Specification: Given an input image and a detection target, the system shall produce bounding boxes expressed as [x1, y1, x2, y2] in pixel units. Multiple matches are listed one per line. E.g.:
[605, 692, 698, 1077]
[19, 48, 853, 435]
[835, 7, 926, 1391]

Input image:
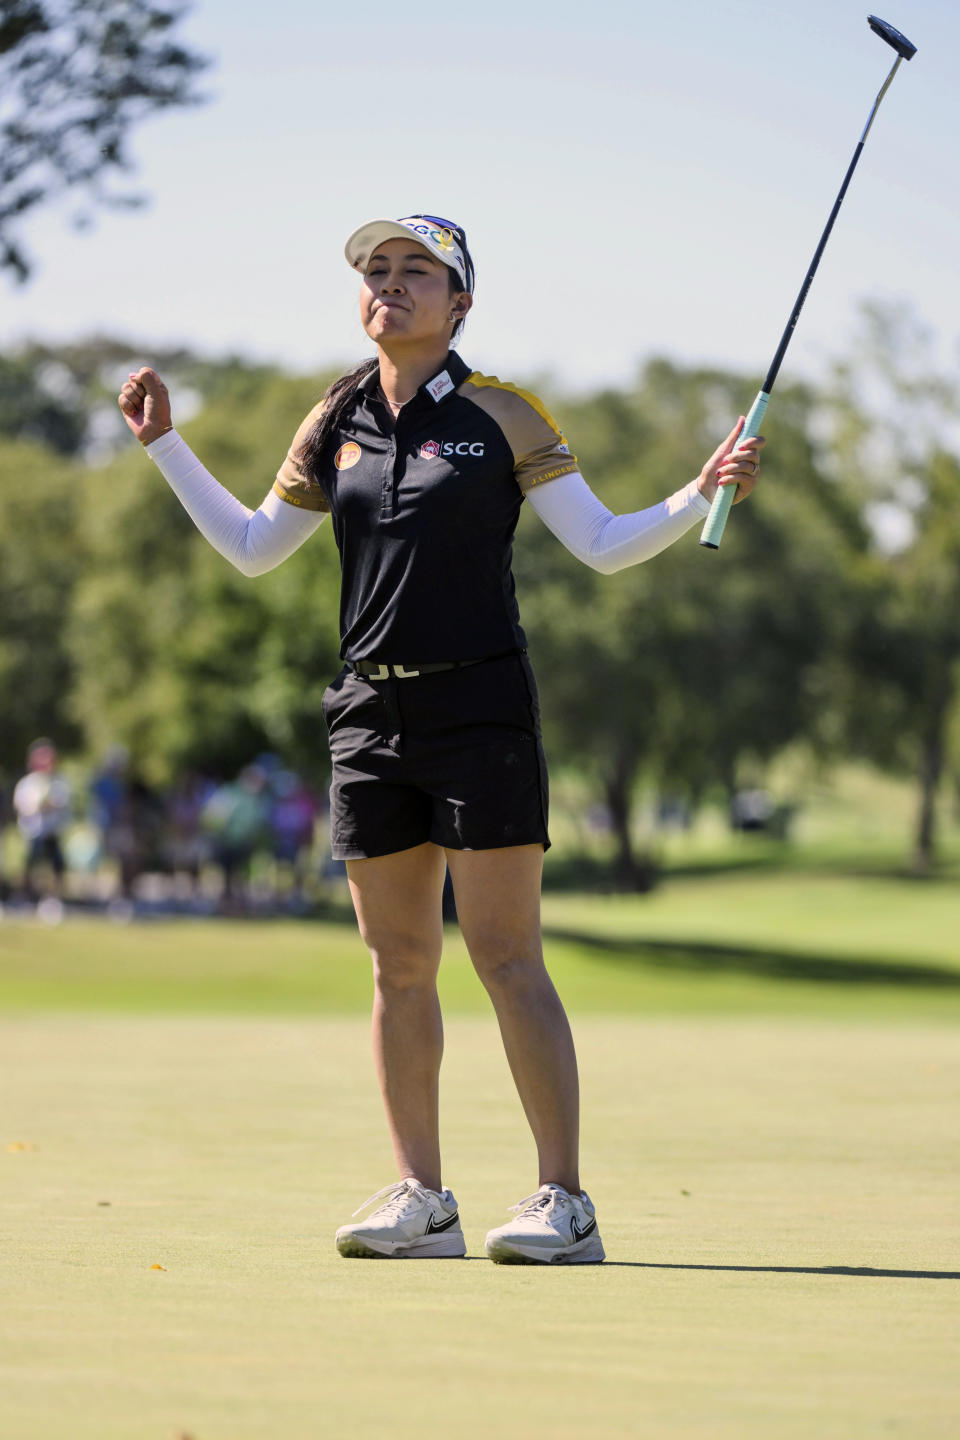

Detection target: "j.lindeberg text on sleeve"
[144, 429, 324, 577]
[525, 471, 711, 573]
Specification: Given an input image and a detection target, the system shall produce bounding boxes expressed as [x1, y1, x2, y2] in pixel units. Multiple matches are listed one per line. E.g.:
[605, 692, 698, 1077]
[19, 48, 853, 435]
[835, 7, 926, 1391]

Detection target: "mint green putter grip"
[699, 390, 770, 549]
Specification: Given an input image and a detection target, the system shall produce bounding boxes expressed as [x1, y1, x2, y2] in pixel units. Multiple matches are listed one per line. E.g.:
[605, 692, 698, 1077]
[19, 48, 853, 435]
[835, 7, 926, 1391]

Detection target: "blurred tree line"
[1, 0, 208, 281]
[1, 305, 957, 879]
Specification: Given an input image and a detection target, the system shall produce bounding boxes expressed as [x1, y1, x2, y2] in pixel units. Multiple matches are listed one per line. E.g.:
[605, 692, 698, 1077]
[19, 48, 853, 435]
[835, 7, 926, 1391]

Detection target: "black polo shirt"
[274, 351, 579, 664]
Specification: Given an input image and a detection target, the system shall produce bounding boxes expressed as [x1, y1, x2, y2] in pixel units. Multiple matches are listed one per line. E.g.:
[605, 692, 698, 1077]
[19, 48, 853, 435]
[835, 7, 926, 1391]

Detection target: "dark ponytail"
[297, 357, 378, 483]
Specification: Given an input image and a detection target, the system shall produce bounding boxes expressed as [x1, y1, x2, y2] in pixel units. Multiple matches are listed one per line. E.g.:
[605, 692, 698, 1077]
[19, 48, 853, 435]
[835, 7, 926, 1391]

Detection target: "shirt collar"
[360, 352, 470, 406]
[360, 365, 382, 398]
[419, 351, 470, 403]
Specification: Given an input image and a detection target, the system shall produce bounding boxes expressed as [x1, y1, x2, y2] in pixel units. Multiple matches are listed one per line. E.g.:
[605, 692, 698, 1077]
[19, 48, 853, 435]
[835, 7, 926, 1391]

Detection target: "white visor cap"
[345, 217, 471, 292]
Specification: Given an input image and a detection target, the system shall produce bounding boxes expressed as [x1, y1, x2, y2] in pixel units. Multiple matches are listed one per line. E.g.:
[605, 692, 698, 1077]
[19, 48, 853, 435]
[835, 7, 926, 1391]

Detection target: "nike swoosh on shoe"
[425, 1210, 461, 1234]
[570, 1215, 598, 1242]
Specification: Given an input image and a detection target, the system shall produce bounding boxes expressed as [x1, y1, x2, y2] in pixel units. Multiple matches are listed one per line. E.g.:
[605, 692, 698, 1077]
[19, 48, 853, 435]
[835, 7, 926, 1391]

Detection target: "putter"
[700, 14, 918, 550]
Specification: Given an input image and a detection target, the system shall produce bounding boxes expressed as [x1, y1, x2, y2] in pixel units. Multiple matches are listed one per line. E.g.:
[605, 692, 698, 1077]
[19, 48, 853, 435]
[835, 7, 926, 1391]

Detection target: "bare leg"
[347, 843, 447, 1192]
[445, 845, 580, 1194]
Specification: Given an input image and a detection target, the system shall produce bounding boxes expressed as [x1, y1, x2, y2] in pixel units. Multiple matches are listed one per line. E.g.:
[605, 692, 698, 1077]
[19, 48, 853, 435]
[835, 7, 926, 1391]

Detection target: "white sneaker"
[485, 1183, 605, 1265]
[335, 1178, 466, 1259]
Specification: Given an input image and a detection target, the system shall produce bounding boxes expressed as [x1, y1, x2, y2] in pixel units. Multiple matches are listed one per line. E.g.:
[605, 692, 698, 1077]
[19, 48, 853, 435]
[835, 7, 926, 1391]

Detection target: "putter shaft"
[699, 20, 916, 550]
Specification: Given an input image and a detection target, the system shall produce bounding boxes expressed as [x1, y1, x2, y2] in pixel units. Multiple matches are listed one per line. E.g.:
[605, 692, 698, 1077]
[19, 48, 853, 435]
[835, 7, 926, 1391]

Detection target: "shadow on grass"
[542, 928, 960, 989]
[467, 1257, 959, 1278]
[543, 849, 960, 890]
[605, 1262, 960, 1280]
[665, 857, 960, 885]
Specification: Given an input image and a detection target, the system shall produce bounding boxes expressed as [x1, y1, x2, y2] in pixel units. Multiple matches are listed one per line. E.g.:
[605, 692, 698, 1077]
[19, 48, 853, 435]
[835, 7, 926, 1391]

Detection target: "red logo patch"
[335, 442, 361, 470]
[420, 440, 441, 459]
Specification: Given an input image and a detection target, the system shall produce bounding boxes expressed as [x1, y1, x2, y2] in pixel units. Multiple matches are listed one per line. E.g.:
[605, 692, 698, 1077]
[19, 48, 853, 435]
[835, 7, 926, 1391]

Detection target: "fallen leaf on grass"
[6, 1141, 37, 1153]
[150, 1263, 167, 1271]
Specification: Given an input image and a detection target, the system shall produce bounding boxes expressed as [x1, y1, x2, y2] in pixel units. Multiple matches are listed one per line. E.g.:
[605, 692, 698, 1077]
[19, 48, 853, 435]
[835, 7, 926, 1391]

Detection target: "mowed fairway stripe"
[1, 1016, 958, 1439]
[2, 911, 960, 1019]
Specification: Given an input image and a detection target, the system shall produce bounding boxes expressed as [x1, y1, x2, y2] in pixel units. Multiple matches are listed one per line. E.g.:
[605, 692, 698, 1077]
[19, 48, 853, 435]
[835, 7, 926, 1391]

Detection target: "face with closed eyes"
[360, 238, 471, 348]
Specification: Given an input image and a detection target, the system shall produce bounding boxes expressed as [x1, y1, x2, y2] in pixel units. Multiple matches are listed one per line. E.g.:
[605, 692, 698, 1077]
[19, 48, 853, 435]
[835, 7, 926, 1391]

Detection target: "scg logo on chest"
[420, 440, 485, 459]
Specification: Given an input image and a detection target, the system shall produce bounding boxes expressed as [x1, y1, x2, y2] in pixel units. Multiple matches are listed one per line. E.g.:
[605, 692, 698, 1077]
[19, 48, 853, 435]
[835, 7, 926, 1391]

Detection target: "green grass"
[542, 870, 960, 977]
[3, 1014, 958, 1439]
[4, 827, 960, 1437]
[3, 863, 960, 1020]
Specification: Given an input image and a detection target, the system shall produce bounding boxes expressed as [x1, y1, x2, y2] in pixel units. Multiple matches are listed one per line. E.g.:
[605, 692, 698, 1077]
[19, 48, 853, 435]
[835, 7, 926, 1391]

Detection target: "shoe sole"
[485, 1233, 606, 1265]
[336, 1230, 467, 1260]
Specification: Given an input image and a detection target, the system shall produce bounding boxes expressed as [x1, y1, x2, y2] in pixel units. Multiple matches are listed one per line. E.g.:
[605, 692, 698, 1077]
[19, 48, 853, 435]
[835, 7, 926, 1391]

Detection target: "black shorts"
[322, 653, 550, 861]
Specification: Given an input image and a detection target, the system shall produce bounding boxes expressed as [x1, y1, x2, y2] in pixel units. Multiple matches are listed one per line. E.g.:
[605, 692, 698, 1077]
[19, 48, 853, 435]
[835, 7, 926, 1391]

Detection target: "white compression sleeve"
[144, 430, 324, 577]
[525, 470, 711, 574]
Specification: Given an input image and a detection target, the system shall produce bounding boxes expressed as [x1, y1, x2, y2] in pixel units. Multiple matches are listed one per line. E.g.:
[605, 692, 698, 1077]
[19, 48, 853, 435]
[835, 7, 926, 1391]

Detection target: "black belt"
[350, 652, 517, 681]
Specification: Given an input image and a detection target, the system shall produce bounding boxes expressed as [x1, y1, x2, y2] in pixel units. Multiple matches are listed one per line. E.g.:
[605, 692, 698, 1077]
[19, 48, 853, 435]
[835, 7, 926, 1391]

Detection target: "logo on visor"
[407, 222, 454, 252]
[335, 442, 361, 470]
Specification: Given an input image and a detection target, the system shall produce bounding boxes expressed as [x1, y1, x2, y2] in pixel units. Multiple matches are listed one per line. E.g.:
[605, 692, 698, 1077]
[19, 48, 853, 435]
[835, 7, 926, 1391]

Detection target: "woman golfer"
[118, 214, 762, 1264]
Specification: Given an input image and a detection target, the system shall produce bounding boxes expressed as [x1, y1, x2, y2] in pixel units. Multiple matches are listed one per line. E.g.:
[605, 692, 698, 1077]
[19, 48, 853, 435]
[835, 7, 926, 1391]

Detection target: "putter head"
[867, 15, 917, 60]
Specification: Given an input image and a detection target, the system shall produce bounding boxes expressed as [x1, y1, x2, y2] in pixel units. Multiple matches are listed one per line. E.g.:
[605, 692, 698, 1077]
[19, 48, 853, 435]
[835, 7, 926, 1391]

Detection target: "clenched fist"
[118, 367, 173, 446]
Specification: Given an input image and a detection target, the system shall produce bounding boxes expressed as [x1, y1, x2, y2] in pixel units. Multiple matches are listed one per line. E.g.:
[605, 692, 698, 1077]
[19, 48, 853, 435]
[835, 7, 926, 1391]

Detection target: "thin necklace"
[378, 386, 404, 417]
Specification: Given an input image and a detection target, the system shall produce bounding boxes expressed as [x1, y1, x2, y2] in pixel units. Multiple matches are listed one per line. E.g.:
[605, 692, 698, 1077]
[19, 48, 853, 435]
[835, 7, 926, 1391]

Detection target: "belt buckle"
[394, 664, 421, 679]
[366, 663, 390, 681]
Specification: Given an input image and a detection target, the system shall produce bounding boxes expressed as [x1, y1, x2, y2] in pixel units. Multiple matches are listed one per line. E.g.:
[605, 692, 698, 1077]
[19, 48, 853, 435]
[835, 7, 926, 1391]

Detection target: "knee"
[364, 929, 440, 992]
[471, 944, 548, 999]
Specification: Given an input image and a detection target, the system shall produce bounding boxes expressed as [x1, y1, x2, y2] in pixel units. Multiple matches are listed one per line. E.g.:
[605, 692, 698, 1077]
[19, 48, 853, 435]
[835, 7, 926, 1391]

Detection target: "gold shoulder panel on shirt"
[463, 372, 566, 439]
[461, 372, 579, 493]
[274, 399, 331, 511]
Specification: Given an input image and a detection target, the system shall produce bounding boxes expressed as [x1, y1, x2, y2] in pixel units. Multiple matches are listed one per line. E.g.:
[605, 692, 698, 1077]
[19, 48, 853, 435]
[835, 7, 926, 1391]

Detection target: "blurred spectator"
[164, 770, 216, 889]
[13, 739, 72, 900]
[202, 765, 271, 909]
[122, 776, 166, 894]
[90, 747, 164, 897]
[89, 746, 129, 838]
[270, 769, 319, 901]
[2, 747, 333, 914]
[729, 787, 794, 839]
[730, 788, 775, 832]
[657, 795, 692, 830]
[90, 746, 132, 891]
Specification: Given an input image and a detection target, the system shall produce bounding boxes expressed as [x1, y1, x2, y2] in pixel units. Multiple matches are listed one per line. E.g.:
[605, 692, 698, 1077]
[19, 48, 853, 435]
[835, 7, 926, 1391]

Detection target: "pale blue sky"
[2, 0, 955, 390]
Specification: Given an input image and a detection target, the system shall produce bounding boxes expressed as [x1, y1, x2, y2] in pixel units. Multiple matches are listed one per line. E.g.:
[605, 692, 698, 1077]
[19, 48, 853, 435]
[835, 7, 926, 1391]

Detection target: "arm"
[119, 367, 323, 577]
[527, 471, 710, 574]
[526, 420, 764, 573]
[145, 431, 323, 577]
